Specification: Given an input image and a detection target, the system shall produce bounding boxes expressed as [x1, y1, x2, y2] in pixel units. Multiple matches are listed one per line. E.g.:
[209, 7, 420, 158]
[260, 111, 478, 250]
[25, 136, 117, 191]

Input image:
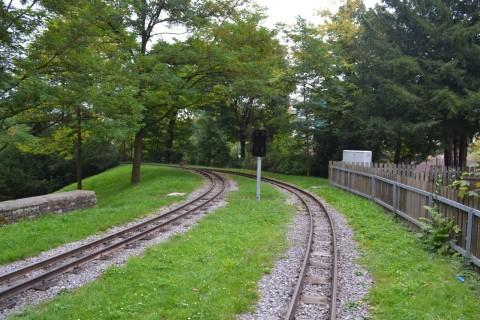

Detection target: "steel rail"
[283, 185, 315, 320]
[0, 168, 218, 283]
[203, 169, 338, 320]
[0, 169, 226, 307]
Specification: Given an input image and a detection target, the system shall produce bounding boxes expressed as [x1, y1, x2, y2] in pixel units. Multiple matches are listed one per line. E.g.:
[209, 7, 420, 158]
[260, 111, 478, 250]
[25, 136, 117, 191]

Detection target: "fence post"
[466, 209, 473, 262]
[371, 175, 376, 202]
[347, 169, 351, 192]
[392, 183, 397, 215]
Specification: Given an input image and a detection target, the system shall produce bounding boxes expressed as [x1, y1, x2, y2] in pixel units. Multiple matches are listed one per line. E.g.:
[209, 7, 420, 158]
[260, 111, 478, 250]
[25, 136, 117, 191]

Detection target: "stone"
[0, 190, 97, 226]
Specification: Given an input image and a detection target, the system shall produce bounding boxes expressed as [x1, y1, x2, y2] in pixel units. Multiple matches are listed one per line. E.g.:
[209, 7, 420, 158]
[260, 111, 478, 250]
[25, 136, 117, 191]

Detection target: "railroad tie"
[124, 243, 139, 250]
[42, 262, 61, 271]
[72, 266, 87, 274]
[140, 234, 157, 241]
[311, 251, 332, 258]
[306, 275, 331, 285]
[316, 240, 332, 246]
[301, 294, 330, 306]
[32, 279, 58, 291]
[99, 254, 113, 261]
[309, 261, 331, 269]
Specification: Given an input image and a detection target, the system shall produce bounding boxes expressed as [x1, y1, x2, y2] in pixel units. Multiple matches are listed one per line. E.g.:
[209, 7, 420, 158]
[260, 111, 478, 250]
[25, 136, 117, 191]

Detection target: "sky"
[255, 0, 380, 27]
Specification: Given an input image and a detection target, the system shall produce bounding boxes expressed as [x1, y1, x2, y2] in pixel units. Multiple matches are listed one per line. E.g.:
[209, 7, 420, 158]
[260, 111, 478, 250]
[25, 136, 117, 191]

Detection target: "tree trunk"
[459, 134, 468, 167]
[131, 128, 144, 183]
[164, 114, 176, 164]
[305, 132, 311, 177]
[240, 134, 246, 160]
[76, 106, 82, 190]
[394, 140, 401, 164]
[444, 135, 453, 167]
[453, 136, 459, 167]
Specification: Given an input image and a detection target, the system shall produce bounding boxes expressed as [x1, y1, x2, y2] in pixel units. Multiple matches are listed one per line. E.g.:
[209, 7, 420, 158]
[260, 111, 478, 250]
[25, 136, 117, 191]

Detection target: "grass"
[0, 165, 202, 264]
[4, 167, 480, 319]
[13, 175, 293, 319]
[262, 171, 480, 320]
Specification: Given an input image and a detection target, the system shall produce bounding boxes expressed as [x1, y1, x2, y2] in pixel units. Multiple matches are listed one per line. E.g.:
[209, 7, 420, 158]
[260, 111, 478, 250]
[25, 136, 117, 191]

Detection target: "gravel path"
[1, 177, 372, 319]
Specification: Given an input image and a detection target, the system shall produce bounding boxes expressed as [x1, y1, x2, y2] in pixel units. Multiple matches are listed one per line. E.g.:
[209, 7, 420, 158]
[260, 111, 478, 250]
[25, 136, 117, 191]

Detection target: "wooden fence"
[329, 161, 480, 267]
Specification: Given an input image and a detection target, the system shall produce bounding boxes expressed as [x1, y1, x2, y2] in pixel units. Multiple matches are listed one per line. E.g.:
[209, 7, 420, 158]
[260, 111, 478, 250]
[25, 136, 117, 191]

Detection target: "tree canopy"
[2, 0, 480, 200]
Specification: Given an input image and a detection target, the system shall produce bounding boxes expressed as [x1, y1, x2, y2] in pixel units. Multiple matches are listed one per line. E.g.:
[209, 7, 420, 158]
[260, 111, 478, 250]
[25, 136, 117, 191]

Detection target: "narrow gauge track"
[204, 168, 338, 320]
[0, 168, 226, 310]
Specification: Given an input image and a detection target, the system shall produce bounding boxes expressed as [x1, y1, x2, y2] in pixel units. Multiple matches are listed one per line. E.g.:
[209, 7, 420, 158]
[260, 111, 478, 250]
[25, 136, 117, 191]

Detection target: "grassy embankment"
[0, 165, 202, 264]
[4, 166, 480, 319]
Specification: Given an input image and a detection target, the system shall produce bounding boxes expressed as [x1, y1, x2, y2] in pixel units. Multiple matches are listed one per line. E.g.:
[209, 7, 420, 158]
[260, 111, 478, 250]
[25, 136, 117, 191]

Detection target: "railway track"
[0, 168, 227, 310]
[205, 169, 338, 320]
[1, 166, 339, 319]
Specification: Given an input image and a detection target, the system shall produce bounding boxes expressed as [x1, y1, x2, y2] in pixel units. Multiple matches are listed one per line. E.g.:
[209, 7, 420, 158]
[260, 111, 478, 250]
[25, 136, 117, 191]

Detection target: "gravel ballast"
[1, 176, 372, 319]
[238, 189, 372, 319]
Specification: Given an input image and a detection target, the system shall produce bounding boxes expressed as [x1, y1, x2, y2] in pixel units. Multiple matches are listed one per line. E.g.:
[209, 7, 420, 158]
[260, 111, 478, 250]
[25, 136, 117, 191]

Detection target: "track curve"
[0, 168, 226, 310]
[203, 169, 339, 320]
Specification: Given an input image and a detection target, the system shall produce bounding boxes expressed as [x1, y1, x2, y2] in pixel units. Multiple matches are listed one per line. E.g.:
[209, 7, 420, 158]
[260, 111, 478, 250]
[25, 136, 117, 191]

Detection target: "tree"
[1, 0, 49, 152]
[188, 113, 232, 166]
[280, 1, 365, 176]
[3, 0, 142, 189]
[281, 17, 333, 176]
[136, 36, 226, 166]
[354, 0, 480, 165]
[202, 13, 290, 161]
[117, 0, 256, 183]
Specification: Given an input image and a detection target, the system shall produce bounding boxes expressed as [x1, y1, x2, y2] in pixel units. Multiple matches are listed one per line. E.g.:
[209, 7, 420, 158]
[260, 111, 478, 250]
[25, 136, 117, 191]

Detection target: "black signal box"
[252, 129, 267, 157]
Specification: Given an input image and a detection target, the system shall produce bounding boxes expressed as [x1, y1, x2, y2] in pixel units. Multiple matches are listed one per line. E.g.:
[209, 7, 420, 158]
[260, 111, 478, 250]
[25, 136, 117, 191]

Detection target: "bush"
[0, 140, 120, 200]
[421, 206, 461, 254]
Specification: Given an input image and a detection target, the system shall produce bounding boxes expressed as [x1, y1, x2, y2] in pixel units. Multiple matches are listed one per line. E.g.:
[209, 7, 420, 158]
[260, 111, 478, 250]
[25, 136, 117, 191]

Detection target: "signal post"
[252, 129, 267, 201]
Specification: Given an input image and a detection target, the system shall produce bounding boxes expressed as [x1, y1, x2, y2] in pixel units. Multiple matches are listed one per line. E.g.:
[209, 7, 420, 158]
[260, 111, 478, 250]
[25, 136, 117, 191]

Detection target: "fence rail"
[329, 161, 480, 267]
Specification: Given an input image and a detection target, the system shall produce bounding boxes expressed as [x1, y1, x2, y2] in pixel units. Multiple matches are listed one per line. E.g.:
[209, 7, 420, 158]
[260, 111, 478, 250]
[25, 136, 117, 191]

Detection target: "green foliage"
[199, 14, 291, 160]
[0, 146, 75, 201]
[280, 17, 331, 176]
[188, 113, 232, 167]
[0, 139, 120, 201]
[1, 0, 144, 189]
[421, 206, 462, 254]
[450, 170, 480, 198]
[265, 129, 308, 175]
[352, 0, 480, 164]
[1, 1, 47, 97]
[450, 140, 480, 197]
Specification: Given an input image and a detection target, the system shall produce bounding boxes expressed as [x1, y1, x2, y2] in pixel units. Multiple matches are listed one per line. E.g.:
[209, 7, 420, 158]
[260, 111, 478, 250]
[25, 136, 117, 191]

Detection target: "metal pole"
[256, 157, 261, 201]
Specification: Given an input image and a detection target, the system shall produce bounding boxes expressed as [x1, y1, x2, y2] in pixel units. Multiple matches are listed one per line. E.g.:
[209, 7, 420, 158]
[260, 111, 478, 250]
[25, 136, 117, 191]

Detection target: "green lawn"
[4, 167, 480, 319]
[12, 174, 293, 319]
[0, 165, 202, 264]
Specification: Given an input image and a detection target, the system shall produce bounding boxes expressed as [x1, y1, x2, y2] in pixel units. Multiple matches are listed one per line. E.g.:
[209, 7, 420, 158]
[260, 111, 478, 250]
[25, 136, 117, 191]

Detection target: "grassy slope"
[0, 165, 202, 264]
[14, 175, 292, 319]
